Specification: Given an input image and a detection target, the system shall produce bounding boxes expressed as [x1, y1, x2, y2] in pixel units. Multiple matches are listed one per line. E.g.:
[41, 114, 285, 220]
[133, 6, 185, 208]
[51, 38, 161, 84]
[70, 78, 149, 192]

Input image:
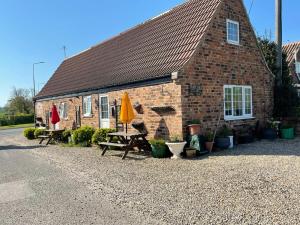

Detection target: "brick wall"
[178, 0, 274, 134]
[36, 82, 183, 139]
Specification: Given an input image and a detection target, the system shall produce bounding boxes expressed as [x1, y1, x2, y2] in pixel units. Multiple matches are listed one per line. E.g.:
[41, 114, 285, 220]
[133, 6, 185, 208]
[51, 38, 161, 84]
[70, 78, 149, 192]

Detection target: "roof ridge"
[64, 0, 193, 62]
[283, 41, 300, 46]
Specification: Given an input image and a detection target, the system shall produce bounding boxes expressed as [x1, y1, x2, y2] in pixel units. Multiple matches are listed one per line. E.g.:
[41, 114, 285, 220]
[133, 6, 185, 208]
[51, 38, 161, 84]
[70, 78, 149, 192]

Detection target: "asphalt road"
[0, 129, 141, 225]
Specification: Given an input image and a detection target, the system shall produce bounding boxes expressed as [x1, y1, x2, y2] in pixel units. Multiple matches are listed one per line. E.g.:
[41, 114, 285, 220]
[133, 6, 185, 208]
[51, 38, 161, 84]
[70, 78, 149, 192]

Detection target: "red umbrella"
[51, 104, 60, 129]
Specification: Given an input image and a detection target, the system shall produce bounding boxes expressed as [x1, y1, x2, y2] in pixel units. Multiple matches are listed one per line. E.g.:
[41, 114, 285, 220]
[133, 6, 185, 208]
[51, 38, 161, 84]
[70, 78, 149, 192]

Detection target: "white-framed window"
[224, 85, 253, 120]
[83, 96, 92, 116]
[59, 103, 68, 119]
[226, 19, 240, 45]
[296, 62, 300, 74]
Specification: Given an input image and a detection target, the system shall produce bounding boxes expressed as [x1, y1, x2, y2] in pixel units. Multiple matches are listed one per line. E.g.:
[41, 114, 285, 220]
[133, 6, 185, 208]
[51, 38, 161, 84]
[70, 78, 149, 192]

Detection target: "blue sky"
[0, 0, 299, 107]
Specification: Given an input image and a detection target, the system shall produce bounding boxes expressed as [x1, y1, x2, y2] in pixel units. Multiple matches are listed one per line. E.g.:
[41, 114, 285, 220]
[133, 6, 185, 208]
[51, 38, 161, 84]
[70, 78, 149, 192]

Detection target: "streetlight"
[33, 62, 45, 96]
[32, 61, 45, 128]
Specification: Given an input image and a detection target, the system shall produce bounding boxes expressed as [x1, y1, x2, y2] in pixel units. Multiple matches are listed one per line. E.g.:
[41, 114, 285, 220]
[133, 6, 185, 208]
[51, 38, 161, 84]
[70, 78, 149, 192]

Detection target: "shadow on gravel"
[0, 145, 46, 151]
[211, 139, 300, 157]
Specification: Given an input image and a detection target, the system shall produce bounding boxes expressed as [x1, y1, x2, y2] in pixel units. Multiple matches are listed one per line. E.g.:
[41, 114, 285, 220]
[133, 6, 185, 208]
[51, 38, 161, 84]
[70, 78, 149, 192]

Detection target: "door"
[99, 95, 110, 128]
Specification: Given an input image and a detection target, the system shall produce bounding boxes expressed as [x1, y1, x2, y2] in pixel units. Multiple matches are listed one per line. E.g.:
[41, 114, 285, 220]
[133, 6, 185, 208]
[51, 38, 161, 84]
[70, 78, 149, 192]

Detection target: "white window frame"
[226, 19, 240, 45]
[224, 85, 253, 121]
[83, 96, 92, 117]
[59, 102, 68, 119]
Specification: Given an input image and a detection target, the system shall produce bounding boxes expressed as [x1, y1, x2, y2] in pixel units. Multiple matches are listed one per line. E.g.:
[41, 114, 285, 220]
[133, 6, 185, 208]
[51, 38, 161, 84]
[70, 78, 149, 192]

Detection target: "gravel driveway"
[1, 129, 300, 224]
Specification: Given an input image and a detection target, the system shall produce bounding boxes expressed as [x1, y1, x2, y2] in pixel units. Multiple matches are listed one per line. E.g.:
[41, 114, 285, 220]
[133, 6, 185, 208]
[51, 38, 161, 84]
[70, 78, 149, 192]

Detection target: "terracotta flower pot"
[188, 124, 201, 135]
[205, 141, 214, 152]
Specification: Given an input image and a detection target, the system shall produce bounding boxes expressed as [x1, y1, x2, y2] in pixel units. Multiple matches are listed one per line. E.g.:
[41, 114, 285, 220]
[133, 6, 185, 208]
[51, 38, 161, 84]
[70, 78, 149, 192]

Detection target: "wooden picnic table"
[99, 132, 151, 159]
[38, 129, 65, 145]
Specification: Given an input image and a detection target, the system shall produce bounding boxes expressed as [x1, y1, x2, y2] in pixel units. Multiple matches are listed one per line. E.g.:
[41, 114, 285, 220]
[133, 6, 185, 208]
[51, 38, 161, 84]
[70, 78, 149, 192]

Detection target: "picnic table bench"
[99, 132, 151, 160]
[38, 129, 65, 145]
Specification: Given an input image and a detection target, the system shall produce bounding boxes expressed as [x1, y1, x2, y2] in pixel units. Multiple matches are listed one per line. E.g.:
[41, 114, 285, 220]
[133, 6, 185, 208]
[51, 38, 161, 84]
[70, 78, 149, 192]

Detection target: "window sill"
[227, 41, 241, 46]
[83, 114, 93, 118]
[224, 116, 255, 121]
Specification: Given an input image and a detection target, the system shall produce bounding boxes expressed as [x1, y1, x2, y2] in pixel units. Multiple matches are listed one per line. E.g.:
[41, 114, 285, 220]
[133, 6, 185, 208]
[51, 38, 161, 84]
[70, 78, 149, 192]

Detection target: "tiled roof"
[283, 41, 300, 65]
[36, 0, 222, 99]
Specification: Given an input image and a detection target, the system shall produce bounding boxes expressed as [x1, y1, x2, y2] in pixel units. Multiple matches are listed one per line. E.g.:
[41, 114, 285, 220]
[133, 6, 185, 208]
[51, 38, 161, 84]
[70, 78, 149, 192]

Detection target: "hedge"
[92, 128, 116, 145]
[0, 114, 34, 126]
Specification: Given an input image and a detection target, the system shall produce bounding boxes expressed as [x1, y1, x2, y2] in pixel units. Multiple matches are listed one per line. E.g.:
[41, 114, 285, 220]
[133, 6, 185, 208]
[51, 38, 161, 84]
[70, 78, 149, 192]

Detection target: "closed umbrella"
[119, 92, 135, 133]
[51, 104, 60, 130]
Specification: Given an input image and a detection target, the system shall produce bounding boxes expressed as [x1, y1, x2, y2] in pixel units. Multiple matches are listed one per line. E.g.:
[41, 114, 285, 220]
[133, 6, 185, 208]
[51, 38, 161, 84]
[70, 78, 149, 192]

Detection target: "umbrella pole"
[126, 123, 128, 133]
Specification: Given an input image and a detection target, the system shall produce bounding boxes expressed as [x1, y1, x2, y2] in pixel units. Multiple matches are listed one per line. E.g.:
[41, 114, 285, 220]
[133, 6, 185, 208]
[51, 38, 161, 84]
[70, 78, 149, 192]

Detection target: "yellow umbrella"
[119, 92, 135, 132]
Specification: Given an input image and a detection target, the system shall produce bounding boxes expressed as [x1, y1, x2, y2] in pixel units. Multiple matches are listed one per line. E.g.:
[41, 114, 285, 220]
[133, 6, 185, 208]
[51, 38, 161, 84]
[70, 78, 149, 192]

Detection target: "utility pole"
[275, 0, 282, 85]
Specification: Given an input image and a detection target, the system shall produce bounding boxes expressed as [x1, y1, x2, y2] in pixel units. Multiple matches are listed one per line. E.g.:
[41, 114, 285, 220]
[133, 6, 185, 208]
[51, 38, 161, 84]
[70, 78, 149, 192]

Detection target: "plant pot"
[263, 128, 277, 140]
[205, 141, 214, 152]
[166, 142, 187, 159]
[215, 137, 230, 149]
[281, 128, 294, 139]
[185, 148, 197, 158]
[188, 124, 201, 135]
[151, 144, 168, 158]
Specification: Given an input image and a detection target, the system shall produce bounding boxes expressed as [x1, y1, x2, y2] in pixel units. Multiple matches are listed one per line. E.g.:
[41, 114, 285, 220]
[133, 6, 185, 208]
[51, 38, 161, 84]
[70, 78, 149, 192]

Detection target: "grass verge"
[0, 123, 34, 130]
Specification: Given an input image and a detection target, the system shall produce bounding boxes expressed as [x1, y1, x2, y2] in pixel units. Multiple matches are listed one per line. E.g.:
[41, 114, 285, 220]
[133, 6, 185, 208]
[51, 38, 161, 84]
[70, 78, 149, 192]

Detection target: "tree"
[5, 87, 34, 115]
[258, 37, 299, 118]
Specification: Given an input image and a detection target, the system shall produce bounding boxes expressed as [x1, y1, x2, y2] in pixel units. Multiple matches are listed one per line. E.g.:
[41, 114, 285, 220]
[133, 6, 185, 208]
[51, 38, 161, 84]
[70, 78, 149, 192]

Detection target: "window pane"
[233, 87, 243, 116]
[245, 88, 252, 115]
[227, 21, 239, 43]
[296, 62, 300, 73]
[224, 88, 232, 116]
[101, 97, 109, 119]
[64, 103, 68, 118]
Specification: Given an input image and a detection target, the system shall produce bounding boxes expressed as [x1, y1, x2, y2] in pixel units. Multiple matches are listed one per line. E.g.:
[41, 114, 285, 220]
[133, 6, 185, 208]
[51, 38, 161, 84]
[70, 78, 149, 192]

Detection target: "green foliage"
[92, 128, 116, 145]
[217, 125, 233, 138]
[72, 126, 95, 146]
[34, 128, 45, 138]
[149, 139, 166, 147]
[23, 128, 36, 140]
[61, 130, 73, 143]
[258, 37, 300, 117]
[205, 131, 214, 142]
[188, 119, 201, 125]
[5, 87, 33, 115]
[0, 114, 34, 126]
[168, 135, 184, 143]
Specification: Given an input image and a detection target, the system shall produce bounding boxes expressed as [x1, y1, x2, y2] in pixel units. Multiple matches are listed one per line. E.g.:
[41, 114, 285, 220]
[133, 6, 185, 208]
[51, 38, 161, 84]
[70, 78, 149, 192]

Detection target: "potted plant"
[166, 135, 187, 159]
[280, 124, 295, 139]
[187, 119, 201, 135]
[149, 139, 168, 158]
[185, 147, 197, 158]
[215, 125, 232, 149]
[263, 119, 278, 140]
[204, 131, 214, 152]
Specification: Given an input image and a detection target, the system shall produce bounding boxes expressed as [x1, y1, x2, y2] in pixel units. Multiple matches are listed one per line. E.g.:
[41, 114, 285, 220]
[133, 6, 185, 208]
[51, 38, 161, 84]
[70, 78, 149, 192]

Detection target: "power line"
[248, 0, 255, 15]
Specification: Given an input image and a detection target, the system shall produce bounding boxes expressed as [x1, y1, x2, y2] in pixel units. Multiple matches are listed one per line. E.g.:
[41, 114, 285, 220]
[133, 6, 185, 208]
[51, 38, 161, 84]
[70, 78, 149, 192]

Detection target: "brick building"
[283, 42, 300, 96]
[35, 0, 274, 139]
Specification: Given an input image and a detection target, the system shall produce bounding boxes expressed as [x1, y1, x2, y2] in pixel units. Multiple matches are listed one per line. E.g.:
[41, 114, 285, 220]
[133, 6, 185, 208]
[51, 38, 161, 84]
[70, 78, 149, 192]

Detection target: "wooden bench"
[99, 142, 128, 160]
[38, 135, 51, 144]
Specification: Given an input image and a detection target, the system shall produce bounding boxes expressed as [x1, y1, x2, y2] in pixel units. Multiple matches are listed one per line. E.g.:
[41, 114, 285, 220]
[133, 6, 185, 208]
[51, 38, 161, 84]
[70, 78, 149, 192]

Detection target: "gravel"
[5, 131, 300, 224]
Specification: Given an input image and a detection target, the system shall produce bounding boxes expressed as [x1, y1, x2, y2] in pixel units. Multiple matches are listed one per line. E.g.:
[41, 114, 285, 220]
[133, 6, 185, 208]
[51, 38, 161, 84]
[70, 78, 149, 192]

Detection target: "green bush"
[149, 139, 166, 148]
[61, 130, 73, 143]
[34, 128, 45, 138]
[0, 114, 34, 126]
[24, 128, 36, 140]
[72, 126, 95, 146]
[92, 128, 116, 145]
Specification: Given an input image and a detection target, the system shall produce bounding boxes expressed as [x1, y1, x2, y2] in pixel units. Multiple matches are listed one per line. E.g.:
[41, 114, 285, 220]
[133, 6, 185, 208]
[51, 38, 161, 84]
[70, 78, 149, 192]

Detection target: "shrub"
[92, 128, 116, 145]
[149, 139, 166, 148]
[34, 128, 45, 138]
[61, 130, 73, 143]
[0, 114, 34, 126]
[72, 126, 95, 146]
[24, 128, 36, 140]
